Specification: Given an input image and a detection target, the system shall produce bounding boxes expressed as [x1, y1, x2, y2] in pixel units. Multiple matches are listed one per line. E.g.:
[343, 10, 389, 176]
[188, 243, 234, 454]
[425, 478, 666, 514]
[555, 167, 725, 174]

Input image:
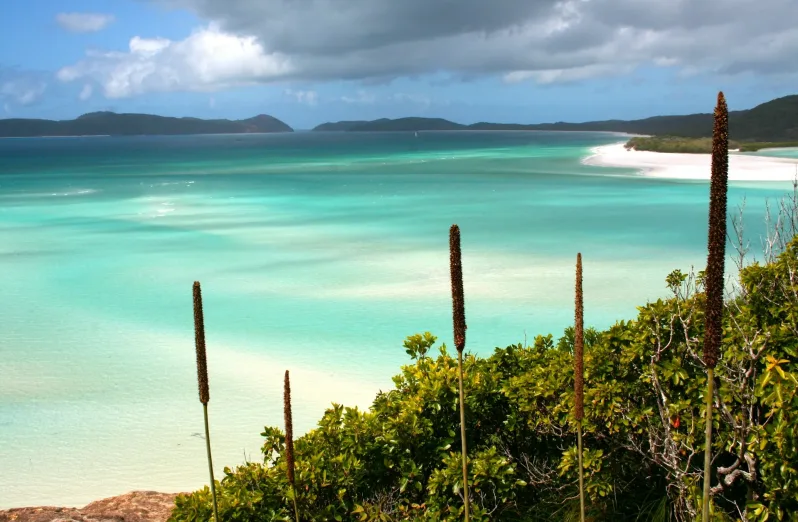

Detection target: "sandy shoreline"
[584, 142, 798, 181]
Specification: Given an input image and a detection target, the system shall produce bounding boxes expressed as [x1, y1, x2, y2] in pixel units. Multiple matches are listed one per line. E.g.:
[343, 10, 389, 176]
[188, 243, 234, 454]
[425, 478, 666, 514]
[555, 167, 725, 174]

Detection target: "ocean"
[749, 147, 798, 159]
[0, 130, 794, 507]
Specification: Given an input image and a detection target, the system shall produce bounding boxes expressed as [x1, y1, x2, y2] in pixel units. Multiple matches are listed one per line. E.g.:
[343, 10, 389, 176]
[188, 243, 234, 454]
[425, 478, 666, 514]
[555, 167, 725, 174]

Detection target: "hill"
[313, 117, 466, 132]
[0, 112, 293, 137]
[312, 120, 370, 131]
[351, 117, 466, 132]
[311, 95, 798, 141]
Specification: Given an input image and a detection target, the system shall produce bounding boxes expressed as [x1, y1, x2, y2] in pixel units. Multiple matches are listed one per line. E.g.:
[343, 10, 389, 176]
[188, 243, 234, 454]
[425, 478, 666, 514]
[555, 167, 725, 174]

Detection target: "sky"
[0, 0, 796, 129]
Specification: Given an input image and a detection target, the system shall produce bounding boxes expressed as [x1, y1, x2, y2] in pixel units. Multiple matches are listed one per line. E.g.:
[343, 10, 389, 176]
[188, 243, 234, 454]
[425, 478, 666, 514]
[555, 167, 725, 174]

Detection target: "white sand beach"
[584, 142, 798, 181]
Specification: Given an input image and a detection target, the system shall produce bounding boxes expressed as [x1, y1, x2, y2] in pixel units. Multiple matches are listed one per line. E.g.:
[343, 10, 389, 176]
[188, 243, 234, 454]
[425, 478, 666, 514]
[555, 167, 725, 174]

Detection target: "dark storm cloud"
[59, 0, 798, 96]
[162, 0, 798, 79]
[167, 0, 560, 55]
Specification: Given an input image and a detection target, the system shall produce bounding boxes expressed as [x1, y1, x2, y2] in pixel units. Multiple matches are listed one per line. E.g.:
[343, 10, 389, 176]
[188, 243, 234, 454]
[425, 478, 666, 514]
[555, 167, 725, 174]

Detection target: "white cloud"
[57, 0, 798, 96]
[284, 89, 318, 105]
[56, 25, 294, 98]
[0, 79, 46, 106]
[503, 64, 635, 85]
[340, 90, 376, 104]
[79, 84, 93, 101]
[129, 36, 171, 56]
[392, 93, 431, 107]
[209, 96, 216, 108]
[56, 13, 115, 33]
[334, 91, 436, 107]
[502, 71, 537, 84]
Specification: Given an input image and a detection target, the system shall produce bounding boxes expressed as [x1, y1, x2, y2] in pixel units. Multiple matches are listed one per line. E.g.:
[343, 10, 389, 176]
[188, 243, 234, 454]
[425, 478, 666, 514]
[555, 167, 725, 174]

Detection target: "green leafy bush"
[170, 239, 798, 522]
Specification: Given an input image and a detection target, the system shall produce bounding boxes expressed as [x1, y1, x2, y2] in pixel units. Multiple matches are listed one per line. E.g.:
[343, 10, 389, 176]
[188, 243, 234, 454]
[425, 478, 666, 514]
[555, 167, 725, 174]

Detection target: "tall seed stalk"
[449, 224, 470, 522]
[574, 253, 586, 522]
[702, 91, 729, 522]
[284, 370, 300, 522]
[192, 281, 220, 522]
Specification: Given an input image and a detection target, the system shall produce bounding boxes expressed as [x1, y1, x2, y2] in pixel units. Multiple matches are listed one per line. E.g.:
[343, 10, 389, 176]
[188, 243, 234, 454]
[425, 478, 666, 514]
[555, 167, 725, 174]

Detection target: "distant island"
[314, 94, 798, 153]
[4, 95, 797, 151]
[0, 112, 293, 138]
[315, 117, 465, 132]
[312, 120, 372, 132]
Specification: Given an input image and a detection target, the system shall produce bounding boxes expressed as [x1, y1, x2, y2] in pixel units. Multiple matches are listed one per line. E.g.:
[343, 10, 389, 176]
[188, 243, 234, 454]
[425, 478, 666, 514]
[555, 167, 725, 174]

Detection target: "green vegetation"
[0, 112, 293, 137]
[165, 93, 798, 521]
[313, 120, 372, 132]
[741, 142, 798, 152]
[624, 137, 719, 154]
[312, 94, 798, 142]
[449, 224, 471, 521]
[624, 136, 798, 154]
[333, 117, 466, 132]
[192, 282, 220, 522]
[573, 253, 586, 522]
[170, 238, 798, 521]
[5, 94, 796, 142]
[284, 371, 300, 522]
[701, 92, 729, 522]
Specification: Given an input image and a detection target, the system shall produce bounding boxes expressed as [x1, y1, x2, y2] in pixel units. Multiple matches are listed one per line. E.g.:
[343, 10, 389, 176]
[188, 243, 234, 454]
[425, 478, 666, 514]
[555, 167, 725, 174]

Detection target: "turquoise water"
[749, 147, 798, 159]
[1, 131, 796, 508]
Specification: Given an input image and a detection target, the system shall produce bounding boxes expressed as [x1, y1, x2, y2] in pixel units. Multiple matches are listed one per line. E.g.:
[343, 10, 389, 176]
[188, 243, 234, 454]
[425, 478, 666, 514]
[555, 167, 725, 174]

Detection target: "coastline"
[5, 131, 798, 515]
[584, 142, 798, 181]
[0, 491, 180, 522]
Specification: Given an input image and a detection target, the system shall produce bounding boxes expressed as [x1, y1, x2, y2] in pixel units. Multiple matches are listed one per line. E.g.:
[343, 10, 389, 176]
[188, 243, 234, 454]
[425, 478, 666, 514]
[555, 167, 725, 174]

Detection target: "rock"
[0, 491, 183, 522]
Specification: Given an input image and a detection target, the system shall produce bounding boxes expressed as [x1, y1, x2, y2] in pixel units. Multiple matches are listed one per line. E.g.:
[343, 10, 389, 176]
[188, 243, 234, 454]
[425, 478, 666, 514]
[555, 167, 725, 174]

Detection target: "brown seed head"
[703, 92, 729, 369]
[192, 281, 210, 404]
[449, 224, 467, 352]
[574, 253, 585, 421]
[284, 370, 296, 485]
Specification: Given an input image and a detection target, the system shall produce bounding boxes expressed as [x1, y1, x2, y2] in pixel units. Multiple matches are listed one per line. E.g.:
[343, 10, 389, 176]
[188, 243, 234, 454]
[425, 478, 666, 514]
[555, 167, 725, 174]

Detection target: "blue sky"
[1, 0, 796, 129]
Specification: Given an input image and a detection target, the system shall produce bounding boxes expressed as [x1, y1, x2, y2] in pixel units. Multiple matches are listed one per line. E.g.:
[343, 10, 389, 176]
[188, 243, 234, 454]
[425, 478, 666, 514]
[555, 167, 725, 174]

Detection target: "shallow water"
[0, 131, 794, 507]
[748, 147, 798, 159]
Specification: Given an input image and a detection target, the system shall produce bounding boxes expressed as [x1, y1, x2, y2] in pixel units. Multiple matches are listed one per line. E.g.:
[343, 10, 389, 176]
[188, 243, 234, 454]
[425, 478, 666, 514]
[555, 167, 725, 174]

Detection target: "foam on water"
[0, 131, 794, 507]
[0, 188, 100, 199]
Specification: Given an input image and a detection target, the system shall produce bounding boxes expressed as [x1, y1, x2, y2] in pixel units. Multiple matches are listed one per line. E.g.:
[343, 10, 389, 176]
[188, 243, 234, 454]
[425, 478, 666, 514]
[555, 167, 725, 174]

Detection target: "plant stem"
[292, 484, 299, 522]
[457, 349, 470, 522]
[702, 368, 714, 522]
[203, 402, 220, 522]
[574, 253, 585, 522]
[577, 421, 585, 522]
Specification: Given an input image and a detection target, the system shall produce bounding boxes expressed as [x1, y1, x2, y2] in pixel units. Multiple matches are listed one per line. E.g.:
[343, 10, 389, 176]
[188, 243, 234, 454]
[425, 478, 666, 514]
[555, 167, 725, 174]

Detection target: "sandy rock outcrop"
[0, 491, 183, 522]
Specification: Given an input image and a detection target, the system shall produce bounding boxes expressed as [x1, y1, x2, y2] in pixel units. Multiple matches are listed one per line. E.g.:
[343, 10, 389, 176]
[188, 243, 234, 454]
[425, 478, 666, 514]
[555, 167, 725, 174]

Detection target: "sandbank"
[584, 142, 798, 181]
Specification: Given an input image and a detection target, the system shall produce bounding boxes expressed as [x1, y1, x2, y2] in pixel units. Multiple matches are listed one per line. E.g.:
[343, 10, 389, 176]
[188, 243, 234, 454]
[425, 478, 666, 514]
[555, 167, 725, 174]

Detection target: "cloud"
[165, 0, 798, 78]
[61, 0, 798, 96]
[391, 92, 432, 107]
[0, 76, 47, 106]
[79, 84, 93, 101]
[503, 63, 636, 85]
[284, 89, 318, 105]
[56, 12, 115, 33]
[340, 90, 375, 105]
[334, 91, 437, 107]
[57, 25, 293, 97]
